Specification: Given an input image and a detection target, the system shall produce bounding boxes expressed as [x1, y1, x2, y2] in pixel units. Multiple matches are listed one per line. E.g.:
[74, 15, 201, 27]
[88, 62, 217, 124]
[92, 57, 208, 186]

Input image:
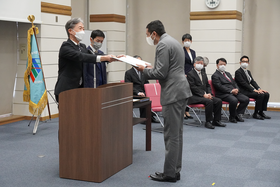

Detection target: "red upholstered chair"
[120, 80, 125, 83]
[208, 80, 229, 120]
[186, 104, 205, 126]
[144, 83, 164, 127]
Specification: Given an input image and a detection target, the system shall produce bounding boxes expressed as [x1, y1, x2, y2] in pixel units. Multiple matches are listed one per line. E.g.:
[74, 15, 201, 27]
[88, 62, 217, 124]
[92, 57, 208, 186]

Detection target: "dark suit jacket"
[83, 46, 107, 88]
[235, 67, 260, 94]
[211, 70, 239, 99]
[54, 39, 97, 97]
[183, 47, 196, 75]
[125, 67, 149, 95]
[187, 69, 212, 98]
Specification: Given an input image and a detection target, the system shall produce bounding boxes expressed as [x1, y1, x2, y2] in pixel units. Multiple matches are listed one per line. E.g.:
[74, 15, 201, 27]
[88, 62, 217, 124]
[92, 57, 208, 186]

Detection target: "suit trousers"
[242, 92, 269, 113]
[188, 96, 222, 122]
[162, 98, 188, 178]
[221, 93, 249, 118]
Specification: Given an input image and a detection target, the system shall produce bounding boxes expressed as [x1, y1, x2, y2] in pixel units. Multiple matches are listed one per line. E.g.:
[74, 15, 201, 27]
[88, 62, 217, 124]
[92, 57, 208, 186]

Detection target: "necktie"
[78, 44, 81, 51]
[244, 70, 252, 82]
[138, 71, 142, 80]
[198, 72, 203, 84]
[223, 72, 231, 82]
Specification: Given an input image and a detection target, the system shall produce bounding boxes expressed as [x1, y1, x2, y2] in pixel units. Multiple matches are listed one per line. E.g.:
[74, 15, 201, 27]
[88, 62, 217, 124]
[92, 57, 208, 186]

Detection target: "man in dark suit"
[136, 20, 192, 182]
[84, 30, 108, 88]
[54, 18, 116, 102]
[235, 56, 270, 119]
[124, 55, 159, 123]
[187, 56, 226, 129]
[212, 58, 249, 123]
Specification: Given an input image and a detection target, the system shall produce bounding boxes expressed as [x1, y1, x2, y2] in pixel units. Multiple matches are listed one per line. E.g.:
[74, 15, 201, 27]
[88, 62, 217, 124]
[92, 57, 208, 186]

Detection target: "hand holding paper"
[112, 55, 151, 67]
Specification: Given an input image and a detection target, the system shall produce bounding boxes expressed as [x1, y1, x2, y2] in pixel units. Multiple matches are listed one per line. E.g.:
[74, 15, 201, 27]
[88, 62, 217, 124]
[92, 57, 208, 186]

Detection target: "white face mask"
[72, 30, 85, 41]
[184, 41, 191, 48]
[219, 65, 226, 72]
[146, 33, 155, 46]
[195, 63, 204, 71]
[241, 63, 248, 69]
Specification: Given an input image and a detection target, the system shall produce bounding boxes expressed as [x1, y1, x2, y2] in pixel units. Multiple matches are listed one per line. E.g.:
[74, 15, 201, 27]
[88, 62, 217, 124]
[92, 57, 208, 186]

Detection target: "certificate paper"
[112, 55, 151, 67]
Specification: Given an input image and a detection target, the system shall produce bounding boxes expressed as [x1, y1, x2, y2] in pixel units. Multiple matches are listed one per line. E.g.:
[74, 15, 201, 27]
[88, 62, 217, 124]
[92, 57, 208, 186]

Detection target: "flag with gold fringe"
[23, 26, 48, 115]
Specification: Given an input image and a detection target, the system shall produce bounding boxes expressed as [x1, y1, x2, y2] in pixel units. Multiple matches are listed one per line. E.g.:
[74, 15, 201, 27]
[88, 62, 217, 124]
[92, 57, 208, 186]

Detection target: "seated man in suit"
[212, 58, 249, 123]
[235, 56, 271, 119]
[187, 56, 226, 129]
[124, 55, 159, 123]
[84, 29, 108, 88]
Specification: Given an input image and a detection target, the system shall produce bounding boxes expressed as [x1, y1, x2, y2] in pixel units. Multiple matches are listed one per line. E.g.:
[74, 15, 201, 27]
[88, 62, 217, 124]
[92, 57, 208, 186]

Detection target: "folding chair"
[186, 104, 205, 126]
[144, 83, 164, 127]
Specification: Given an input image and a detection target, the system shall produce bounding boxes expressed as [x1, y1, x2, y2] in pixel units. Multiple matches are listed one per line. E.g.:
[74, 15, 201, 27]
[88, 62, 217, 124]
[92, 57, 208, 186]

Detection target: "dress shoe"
[235, 114, 244, 122]
[258, 112, 271, 119]
[205, 122, 215, 129]
[229, 117, 237, 123]
[184, 116, 188, 120]
[186, 115, 193, 119]
[212, 121, 226, 127]
[252, 113, 264, 120]
[150, 173, 177, 182]
[155, 172, 180, 180]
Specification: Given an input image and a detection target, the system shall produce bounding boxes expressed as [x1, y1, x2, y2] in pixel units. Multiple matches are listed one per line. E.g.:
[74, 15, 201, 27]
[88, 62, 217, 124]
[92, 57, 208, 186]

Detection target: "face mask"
[241, 63, 248, 69]
[146, 33, 155, 46]
[92, 40, 102, 51]
[72, 29, 85, 41]
[195, 64, 204, 71]
[219, 65, 226, 72]
[184, 41, 191, 48]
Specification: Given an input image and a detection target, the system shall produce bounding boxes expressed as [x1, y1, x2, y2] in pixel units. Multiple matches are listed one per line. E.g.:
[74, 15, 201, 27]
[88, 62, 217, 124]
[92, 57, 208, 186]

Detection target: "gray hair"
[203, 57, 209, 67]
[65, 18, 84, 37]
[194, 56, 204, 63]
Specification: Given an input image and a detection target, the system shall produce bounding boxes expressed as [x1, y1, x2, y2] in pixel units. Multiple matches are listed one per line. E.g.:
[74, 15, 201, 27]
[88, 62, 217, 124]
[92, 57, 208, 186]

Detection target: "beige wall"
[126, 0, 190, 70]
[0, 21, 17, 116]
[242, 0, 280, 102]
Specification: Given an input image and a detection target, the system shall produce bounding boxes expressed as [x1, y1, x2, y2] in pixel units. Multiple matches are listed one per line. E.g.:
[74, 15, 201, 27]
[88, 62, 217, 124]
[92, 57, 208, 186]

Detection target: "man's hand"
[117, 54, 126, 58]
[259, 89, 267, 93]
[138, 92, 145, 97]
[101, 55, 116, 62]
[232, 89, 239, 95]
[145, 63, 153, 69]
[204, 93, 213, 99]
[135, 64, 145, 72]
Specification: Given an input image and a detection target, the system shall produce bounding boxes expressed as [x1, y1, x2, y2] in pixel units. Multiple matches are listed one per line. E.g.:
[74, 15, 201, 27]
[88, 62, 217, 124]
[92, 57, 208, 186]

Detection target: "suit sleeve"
[143, 42, 169, 80]
[212, 73, 232, 94]
[187, 72, 205, 97]
[60, 42, 97, 64]
[125, 71, 139, 95]
[248, 71, 260, 90]
[235, 70, 254, 92]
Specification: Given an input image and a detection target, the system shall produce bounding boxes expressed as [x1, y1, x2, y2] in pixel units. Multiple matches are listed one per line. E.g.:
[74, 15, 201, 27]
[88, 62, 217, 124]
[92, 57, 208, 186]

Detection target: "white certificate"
[112, 55, 151, 67]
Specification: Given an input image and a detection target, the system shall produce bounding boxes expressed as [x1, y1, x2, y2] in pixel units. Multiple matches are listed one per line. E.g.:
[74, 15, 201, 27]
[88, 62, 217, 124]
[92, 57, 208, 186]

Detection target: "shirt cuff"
[96, 55, 101, 62]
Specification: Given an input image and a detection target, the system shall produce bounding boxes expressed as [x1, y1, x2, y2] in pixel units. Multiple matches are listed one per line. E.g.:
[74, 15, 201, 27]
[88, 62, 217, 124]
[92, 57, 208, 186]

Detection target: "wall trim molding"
[190, 10, 242, 21]
[41, 2, 72, 16]
[90, 14, 126, 23]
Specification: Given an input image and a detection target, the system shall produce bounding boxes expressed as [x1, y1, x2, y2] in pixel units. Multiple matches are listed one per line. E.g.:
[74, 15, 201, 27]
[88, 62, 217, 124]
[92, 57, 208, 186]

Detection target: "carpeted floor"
[0, 110, 279, 187]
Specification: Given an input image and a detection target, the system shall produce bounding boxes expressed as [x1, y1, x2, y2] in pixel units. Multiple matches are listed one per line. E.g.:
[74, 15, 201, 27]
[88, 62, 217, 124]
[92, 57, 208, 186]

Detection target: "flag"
[23, 26, 48, 115]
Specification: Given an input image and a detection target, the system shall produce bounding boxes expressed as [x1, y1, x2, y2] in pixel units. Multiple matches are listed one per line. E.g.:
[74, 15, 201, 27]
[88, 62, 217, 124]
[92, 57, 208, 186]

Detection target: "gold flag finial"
[27, 15, 35, 26]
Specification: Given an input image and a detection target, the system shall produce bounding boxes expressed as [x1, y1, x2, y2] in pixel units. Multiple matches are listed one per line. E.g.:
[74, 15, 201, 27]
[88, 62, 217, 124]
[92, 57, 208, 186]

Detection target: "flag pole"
[28, 15, 52, 121]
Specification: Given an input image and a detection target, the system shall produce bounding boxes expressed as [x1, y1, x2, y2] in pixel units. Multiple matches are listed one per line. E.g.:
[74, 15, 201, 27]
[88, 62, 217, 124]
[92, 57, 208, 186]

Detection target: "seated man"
[235, 56, 271, 119]
[212, 58, 249, 123]
[187, 56, 226, 129]
[124, 55, 159, 123]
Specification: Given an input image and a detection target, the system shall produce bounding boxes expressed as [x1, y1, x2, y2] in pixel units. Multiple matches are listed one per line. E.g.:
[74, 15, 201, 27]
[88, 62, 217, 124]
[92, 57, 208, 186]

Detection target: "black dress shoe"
[252, 113, 264, 120]
[212, 121, 226, 127]
[184, 116, 188, 120]
[258, 112, 271, 119]
[205, 122, 215, 129]
[150, 173, 177, 182]
[229, 117, 237, 123]
[186, 115, 193, 119]
[235, 114, 244, 122]
[155, 172, 180, 180]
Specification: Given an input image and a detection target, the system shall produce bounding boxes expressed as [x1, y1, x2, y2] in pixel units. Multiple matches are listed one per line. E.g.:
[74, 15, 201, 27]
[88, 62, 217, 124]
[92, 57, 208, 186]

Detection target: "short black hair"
[182, 33, 192, 41]
[90, 29, 105, 39]
[146, 20, 166, 36]
[133, 55, 142, 60]
[240, 55, 249, 62]
[216, 58, 227, 64]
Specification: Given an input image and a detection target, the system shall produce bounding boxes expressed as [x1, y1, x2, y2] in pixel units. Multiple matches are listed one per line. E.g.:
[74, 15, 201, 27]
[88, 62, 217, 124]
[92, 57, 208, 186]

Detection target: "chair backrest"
[120, 80, 125, 83]
[208, 80, 216, 96]
[156, 80, 159, 83]
[144, 83, 162, 108]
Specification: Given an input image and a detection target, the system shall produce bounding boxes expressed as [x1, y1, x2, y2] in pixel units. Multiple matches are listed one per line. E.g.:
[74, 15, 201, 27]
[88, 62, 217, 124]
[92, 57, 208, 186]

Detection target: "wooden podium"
[59, 83, 133, 183]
